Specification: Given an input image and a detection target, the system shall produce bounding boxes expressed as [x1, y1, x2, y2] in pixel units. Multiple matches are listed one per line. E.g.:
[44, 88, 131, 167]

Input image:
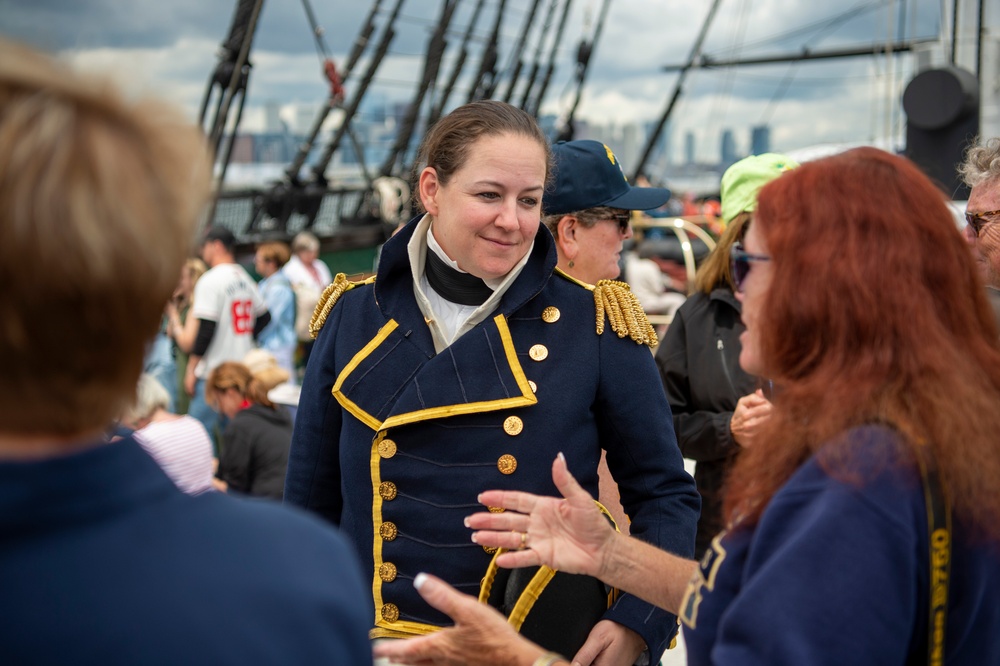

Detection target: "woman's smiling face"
[419, 132, 547, 281]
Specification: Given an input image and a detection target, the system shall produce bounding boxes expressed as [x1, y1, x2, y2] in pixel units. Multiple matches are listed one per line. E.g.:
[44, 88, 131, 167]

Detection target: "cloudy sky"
[1, 0, 994, 168]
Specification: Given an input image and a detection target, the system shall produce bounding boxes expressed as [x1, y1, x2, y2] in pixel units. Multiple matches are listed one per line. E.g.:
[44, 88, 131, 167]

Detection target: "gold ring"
[520, 531, 528, 549]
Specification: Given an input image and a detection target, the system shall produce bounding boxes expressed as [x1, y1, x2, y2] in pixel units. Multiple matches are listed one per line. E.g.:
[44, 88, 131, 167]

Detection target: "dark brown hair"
[414, 100, 551, 210]
[724, 147, 1000, 539]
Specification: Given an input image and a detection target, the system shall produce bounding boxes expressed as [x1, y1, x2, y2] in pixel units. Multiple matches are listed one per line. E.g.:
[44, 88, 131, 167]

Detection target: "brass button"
[379, 481, 398, 501]
[483, 545, 498, 555]
[497, 454, 517, 475]
[380, 522, 398, 541]
[529, 344, 548, 361]
[528, 380, 537, 394]
[379, 562, 398, 582]
[503, 416, 523, 436]
[378, 439, 397, 459]
[381, 603, 400, 622]
[541, 306, 561, 323]
[488, 506, 505, 513]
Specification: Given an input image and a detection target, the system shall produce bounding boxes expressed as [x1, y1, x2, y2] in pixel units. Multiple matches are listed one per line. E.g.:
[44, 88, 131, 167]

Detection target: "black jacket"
[655, 287, 758, 556]
[218, 403, 292, 500]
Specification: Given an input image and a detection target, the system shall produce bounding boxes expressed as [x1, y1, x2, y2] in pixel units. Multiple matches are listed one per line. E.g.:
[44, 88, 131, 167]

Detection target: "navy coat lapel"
[332, 218, 557, 431]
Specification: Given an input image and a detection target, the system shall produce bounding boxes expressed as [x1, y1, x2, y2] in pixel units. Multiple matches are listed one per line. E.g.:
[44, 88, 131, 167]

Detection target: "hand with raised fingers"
[371, 573, 553, 666]
[466, 452, 617, 578]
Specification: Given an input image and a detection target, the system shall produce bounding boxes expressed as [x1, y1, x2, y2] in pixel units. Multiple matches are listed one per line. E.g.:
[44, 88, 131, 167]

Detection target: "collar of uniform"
[382, 214, 558, 325]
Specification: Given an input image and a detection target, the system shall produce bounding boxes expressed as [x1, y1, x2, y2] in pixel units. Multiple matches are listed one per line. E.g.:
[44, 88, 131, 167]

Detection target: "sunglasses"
[607, 211, 632, 232]
[730, 243, 771, 292]
[965, 209, 1000, 237]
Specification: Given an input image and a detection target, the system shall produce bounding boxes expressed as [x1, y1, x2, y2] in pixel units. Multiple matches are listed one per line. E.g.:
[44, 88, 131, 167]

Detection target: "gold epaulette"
[309, 273, 376, 339]
[554, 269, 658, 348]
[593, 279, 658, 347]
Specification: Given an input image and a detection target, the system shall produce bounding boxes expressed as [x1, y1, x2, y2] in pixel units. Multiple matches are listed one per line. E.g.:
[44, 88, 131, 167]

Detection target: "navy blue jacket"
[285, 218, 699, 661]
[681, 426, 1000, 665]
[0, 438, 372, 665]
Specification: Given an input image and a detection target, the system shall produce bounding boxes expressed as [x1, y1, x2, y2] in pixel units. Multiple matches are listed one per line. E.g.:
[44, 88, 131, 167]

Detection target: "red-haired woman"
[374, 147, 1000, 666]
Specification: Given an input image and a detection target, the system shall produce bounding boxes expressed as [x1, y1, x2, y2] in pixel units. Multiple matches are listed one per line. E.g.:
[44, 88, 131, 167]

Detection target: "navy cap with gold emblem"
[544, 140, 671, 216]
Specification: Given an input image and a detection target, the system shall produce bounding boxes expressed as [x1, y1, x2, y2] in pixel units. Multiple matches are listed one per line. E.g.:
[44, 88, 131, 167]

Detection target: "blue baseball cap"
[544, 140, 671, 216]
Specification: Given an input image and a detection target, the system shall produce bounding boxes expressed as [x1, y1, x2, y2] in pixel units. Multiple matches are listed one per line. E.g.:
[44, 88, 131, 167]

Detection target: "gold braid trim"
[593, 279, 658, 347]
[308, 273, 376, 339]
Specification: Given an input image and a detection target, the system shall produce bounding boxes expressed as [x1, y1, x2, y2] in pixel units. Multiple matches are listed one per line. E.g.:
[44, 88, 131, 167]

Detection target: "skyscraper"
[751, 125, 771, 155]
[721, 129, 738, 167]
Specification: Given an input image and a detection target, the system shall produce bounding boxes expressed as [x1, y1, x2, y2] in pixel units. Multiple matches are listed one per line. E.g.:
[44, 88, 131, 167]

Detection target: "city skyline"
[2, 0, 996, 165]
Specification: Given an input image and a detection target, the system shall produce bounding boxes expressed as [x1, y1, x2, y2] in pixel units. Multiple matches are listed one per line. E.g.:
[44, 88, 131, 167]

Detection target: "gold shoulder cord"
[552, 269, 657, 348]
[593, 279, 658, 347]
[309, 273, 376, 339]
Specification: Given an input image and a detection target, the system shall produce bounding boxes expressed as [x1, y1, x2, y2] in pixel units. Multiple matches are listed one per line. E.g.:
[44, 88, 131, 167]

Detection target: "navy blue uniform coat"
[285, 218, 699, 661]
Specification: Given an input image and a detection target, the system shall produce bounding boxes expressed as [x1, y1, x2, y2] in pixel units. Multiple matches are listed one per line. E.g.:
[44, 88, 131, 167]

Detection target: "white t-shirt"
[190, 263, 267, 379]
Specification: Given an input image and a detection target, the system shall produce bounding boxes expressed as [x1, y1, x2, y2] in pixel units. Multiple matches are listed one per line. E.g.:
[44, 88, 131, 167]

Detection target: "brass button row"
[379, 521, 398, 541]
[379, 562, 397, 582]
[379, 481, 397, 501]
[497, 454, 517, 475]
[381, 603, 399, 622]
[378, 438, 397, 459]
[503, 415, 523, 436]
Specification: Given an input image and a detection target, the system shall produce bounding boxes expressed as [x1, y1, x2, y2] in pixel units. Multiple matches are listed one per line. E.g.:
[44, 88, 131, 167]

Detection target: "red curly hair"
[724, 147, 1000, 539]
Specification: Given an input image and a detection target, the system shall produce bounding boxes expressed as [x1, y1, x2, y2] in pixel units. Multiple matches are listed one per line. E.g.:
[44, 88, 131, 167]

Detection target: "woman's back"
[219, 404, 292, 500]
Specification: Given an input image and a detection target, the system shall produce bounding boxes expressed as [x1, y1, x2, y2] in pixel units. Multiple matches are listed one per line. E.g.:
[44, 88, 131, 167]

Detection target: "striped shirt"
[135, 415, 216, 495]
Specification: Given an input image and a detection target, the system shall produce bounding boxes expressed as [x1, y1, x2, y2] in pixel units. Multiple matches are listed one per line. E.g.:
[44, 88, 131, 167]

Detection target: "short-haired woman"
[122, 373, 215, 495]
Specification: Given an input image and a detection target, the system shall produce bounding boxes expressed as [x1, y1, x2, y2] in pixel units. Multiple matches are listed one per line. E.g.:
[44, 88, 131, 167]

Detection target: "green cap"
[720, 153, 799, 223]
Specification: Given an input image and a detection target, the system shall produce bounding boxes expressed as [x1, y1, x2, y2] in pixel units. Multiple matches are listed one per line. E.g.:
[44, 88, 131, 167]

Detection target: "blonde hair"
[693, 212, 750, 294]
[291, 231, 320, 254]
[183, 257, 208, 286]
[0, 40, 212, 435]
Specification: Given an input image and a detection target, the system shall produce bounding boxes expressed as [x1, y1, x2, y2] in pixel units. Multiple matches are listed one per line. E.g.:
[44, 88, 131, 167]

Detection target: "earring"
[568, 260, 574, 268]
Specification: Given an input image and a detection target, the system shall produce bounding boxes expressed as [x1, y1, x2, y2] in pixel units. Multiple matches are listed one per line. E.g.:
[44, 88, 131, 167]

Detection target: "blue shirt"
[258, 272, 297, 351]
[682, 425, 1000, 665]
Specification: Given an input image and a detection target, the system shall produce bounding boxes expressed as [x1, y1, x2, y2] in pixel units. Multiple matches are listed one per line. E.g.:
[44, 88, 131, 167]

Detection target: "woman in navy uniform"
[285, 100, 699, 665]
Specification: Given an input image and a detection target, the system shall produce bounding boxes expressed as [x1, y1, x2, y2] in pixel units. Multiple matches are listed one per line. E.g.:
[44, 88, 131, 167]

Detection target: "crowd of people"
[4, 37, 1000, 666]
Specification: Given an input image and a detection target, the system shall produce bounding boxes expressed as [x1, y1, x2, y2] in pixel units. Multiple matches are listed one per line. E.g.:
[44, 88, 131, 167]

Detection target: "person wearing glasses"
[655, 153, 797, 557]
[285, 103, 699, 666]
[542, 140, 671, 287]
[959, 137, 1000, 329]
[374, 146, 1000, 666]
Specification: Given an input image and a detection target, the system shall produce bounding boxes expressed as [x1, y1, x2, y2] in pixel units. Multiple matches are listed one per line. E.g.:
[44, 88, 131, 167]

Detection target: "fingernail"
[470, 533, 478, 543]
[464, 517, 470, 527]
[414, 573, 428, 591]
[477, 492, 484, 503]
[557, 451, 565, 462]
